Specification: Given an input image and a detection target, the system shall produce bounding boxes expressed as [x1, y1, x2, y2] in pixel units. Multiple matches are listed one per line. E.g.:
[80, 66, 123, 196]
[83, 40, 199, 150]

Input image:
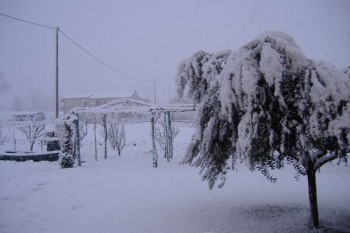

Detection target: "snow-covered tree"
[0, 123, 6, 145]
[107, 123, 126, 156]
[176, 49, 231, 103]
[7, 126, 16, 150]
[177, 31, 350, 229]
[155, 113, 179, 161]
[79, 119, 88, 142]
[17, 112, 46, 151]
[62, 122, 73, 157]
[60, 119, 74, 168]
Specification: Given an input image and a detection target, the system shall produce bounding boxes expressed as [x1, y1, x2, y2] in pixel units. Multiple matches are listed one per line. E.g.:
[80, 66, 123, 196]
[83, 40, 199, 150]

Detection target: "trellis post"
[75, 113, 81, 166]
[167, 111, 173, 160]
[163, 113, 169, 160]
[151, 112, 158, 168]
[93, 114, 98, 161]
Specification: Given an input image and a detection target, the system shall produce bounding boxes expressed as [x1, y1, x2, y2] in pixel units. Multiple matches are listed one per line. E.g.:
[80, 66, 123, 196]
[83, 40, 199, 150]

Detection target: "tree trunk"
[104, 136, 107, 159]
[103, 123, 107, 159]
[29, 140, 35, 151]
[13, 139, 16, 151]
[307, 169, 320, 228]
[72, 139, 77, 160]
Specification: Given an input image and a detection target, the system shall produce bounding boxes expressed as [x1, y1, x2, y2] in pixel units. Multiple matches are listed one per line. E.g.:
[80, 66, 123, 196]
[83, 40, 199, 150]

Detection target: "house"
[61, 90, 150, 113]
[92, 97, 153, 123]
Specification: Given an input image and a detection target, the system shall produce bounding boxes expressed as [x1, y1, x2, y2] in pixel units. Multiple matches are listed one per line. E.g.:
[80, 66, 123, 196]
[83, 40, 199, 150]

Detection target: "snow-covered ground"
[0, 122, 349, 233]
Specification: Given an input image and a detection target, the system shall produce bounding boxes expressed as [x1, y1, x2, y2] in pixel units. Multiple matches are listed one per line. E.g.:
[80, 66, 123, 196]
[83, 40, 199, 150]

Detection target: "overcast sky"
[0, 0, 349, 110]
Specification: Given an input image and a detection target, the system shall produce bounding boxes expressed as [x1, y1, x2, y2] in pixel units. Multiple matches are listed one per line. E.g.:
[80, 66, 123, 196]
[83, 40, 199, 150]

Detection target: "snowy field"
[0, 122, 350, 233]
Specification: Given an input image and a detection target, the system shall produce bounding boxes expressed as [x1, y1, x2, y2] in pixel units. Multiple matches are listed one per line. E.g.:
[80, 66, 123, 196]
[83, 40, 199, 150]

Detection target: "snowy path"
[0, 123, 349, 233]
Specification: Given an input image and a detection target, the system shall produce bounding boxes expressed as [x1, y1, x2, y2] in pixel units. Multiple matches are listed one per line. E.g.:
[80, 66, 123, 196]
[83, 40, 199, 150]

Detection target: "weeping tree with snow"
[177, 31, 350, 229]
[107, 123, 126, 156]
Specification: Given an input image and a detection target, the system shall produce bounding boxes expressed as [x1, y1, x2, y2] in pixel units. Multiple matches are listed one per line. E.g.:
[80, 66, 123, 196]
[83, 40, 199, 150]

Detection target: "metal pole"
[75, 114, 81, 166]
[167, 111, 173, 159]
[55, 27, 59, 118]
[153, 79, 157, 104]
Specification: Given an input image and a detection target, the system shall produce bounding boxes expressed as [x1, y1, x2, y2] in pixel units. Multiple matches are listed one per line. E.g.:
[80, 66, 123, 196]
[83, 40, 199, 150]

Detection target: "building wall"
[62, 97, 120, 113]
[62, 98, 87, 113]
[62, 96, 151, 114]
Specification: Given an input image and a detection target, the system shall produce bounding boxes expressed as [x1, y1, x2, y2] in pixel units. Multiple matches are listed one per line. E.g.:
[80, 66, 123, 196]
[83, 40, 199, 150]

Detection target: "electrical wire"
[0, 12, 55, 30]
[58, 28, 153, 82]
[0, 12, 153, 82]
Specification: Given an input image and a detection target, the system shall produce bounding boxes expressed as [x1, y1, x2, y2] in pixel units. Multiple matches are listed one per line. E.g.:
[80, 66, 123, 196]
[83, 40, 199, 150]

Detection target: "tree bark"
[307, 169, 320, 228]
[29, 140, 35, 151]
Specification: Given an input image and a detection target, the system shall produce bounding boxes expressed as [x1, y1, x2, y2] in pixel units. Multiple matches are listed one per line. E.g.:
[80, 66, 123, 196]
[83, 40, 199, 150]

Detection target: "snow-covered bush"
[60, 156, 74, 168]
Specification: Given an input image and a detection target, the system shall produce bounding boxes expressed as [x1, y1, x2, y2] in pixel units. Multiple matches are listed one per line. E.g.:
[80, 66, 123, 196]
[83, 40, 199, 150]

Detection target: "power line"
[0, 12, 55, 30]
[0, 12, 153, 82]
[58, 28, 152, 82]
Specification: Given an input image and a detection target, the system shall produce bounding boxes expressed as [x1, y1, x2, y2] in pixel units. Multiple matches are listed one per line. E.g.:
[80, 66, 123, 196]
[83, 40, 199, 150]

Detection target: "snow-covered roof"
[72, 102, 197, 115]
[89, 92, 136, 99]
[62, 93, 93, 99]
[62, 91, 137, 100]
[96, 97, 152, 110]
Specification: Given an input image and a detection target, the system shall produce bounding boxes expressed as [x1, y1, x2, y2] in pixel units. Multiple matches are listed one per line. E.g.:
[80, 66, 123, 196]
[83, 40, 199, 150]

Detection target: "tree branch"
[314, 152, 338, 171]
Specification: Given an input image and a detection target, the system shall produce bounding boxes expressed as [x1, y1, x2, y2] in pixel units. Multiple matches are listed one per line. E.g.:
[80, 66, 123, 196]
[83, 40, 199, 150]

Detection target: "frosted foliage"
[221, 31, 308, 117]
[307, 61, 350, 144]
[260, 43, 283, 96]
[202, 50, 231, 89]
[175, 51, 211, 102]
[219, 32, 303, 158]
[176, 50, 231, 102]
[180, 30, 350, 188]
[175, 60, 187, 98]
[346, 67, 350, 78]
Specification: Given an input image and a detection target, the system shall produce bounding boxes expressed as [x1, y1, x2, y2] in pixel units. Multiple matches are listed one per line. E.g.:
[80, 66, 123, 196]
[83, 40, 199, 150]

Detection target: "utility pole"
[153, 78, 157, 104]
[55, 27, 59, 119]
